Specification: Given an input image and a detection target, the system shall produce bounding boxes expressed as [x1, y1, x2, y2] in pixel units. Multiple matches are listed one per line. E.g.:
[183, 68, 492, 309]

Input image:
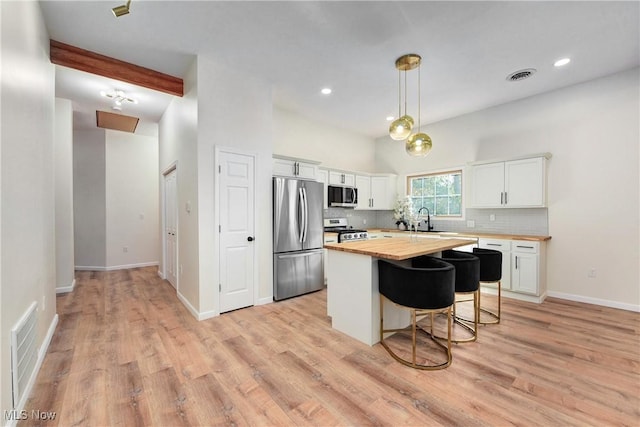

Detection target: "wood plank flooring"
[20, 267, 640, 426]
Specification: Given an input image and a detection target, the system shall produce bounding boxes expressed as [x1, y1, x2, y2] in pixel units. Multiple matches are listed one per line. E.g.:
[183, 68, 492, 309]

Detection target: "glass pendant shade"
[405, 132, 433, 157]
[389, 115, 414, 140]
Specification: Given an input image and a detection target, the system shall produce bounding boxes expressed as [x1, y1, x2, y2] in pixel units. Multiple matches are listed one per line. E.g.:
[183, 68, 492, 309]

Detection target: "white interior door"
[219, 151, 255, 313]
[164, 169, 177, 288]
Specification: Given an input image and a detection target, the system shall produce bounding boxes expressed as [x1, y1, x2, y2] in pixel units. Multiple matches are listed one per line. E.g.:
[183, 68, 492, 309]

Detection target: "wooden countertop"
[324, 237, 477, 261]
[367, 229, 551, 242]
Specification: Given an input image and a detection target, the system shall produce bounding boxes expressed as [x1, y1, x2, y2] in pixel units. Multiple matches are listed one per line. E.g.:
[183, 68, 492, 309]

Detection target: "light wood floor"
[20, 267, 639, 426]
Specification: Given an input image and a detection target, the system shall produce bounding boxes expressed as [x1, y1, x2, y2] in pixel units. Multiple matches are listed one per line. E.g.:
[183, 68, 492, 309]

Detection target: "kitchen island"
[324, 236, 477, 346]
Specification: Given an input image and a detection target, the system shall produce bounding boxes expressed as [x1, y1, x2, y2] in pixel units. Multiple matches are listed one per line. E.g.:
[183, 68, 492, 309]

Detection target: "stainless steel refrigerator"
[273, 177, 324, 301]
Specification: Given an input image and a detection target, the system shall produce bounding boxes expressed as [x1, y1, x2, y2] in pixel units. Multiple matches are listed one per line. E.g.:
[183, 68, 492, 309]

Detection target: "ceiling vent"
[506, 68, 537, 82]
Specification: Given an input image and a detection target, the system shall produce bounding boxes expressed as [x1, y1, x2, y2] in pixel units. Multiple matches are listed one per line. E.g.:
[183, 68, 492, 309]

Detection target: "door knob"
[247, 236, 255, 242]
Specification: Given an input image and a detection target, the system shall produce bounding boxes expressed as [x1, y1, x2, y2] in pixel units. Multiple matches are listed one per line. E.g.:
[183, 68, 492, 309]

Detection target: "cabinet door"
[511, 252, 538, 294]
[370, 176, 395, 209]
[273, 158, 296, 177]
[505, 157, 545, 207]
[296, 162, 317, 180]
[470, 162, 505, 207]
[328, 171, 343, 185]
[273, 158, 317, 180]
[355, 175, 371, 210]
[343, 173, 355, 186]
[317, 169, 329, 209]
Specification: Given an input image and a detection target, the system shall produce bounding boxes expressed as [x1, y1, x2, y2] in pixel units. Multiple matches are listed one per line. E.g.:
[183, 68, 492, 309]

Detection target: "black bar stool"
[378, 258, 455, 370]
[472, 247, 502, 324]
[414, 250, 480, 343]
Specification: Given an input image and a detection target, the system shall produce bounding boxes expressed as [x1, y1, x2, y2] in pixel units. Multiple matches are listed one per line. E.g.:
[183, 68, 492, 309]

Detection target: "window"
[407, 170, 462, 217]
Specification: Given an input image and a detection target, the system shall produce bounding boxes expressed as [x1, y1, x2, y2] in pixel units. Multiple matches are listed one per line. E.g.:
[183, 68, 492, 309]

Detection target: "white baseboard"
[176, 291, 217, 321]
[56, 279, 76, 294]
[157, 270, 165, 279]
[198, 310, 217, 321]
[547, 291, 640, 312]
[6, 314, 59, 427]
[75, 261, 159, 272]
[481, 287, 546, 304]
[256, 296, 273, 306]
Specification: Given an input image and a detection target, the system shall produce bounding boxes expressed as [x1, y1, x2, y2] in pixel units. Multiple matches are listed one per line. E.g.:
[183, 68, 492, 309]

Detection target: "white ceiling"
[40, 1, 640, 138]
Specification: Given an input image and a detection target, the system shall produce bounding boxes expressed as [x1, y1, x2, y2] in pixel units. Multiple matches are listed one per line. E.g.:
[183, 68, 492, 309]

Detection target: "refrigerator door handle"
[298, 188, 305, 243]
[302, 187, 308, 242]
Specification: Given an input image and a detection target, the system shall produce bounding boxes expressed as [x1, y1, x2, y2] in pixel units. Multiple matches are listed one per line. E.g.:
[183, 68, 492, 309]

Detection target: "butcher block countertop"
[324, 237, 477, 261]
[368, 229, 551, 242]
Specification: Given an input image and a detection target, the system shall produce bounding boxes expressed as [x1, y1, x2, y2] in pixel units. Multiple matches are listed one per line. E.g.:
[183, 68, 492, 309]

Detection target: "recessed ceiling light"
[554, 58, 571, 67]
[321, 88, 332, 95]
[386, 116, 395, 121]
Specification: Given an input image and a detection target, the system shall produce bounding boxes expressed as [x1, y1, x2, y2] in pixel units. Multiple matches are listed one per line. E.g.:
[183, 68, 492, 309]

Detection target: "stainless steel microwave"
[327, 185, 358, 208]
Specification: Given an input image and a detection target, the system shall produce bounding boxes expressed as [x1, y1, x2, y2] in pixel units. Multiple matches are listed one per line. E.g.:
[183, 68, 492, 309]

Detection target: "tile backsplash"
[325, 207, 548, 236]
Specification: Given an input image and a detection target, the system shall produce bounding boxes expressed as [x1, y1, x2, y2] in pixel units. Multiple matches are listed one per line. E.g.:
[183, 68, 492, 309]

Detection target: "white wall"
[197, 57, 274, 313]
[54, 98, 75, 292]
[274, 107, 377, 172]
[73, 129, 106, 269]
[375, 68, 640, 310]
[0, 0, 57, 414]
[74, 129, 160, 270]
[158, 59, 200, 311]
[105, 130, 159, 269]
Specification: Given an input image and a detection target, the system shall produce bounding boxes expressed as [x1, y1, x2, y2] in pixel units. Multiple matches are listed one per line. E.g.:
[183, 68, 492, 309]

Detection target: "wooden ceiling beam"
[50, 40, 183, 97]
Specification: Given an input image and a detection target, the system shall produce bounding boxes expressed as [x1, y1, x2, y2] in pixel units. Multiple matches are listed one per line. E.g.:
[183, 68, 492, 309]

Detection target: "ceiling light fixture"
[321, 88, 332, 95]
[388, 54, 432, 157]
[112, 0, 132, 17]
[386, 116, 395, 121]
[554, 57, 571, 67]
[389, 54, 419, 141]
[100, 89, 137, 111]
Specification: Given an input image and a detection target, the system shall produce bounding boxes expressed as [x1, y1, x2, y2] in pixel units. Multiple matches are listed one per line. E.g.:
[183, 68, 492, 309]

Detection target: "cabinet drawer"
[479, 238, 511, 251]
[512, 240, 539, 254]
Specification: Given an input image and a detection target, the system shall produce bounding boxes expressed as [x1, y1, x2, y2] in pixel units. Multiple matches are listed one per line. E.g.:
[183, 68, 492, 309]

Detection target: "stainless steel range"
[323, 218, 368, 242]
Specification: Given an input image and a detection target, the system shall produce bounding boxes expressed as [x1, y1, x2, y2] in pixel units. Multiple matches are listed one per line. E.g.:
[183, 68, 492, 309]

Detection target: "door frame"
[214, 146, 259, 314]
[161, 162, 178, 290]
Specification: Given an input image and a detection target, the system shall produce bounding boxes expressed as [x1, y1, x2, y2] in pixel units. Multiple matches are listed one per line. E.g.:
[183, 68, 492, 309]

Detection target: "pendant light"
[405, 62, 432, 157]
[389, 54, 420, 140]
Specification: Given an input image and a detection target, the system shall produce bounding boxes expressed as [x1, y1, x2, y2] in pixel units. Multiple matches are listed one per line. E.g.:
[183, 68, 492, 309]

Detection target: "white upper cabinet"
[470, 155, 549, 208]
[328, 170, 355, 186]
[355, 175, 371, 209]
[273, 156, 319, 180]
[355, 174, 397, 210]
[317, 168, 329, 209]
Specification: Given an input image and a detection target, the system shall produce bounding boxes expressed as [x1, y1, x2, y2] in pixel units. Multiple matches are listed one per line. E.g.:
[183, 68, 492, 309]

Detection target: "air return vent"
[11, 302, 38, 408]
[506, 68, 537, 82]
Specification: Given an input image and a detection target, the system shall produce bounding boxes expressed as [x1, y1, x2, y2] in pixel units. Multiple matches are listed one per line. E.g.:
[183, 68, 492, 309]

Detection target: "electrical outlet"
[363, 219, 367, 225]
[466, 220, 475, 228]
[123, 246, 128, 253]
[489, 214, 496, 222]
[588, 269, 597, 278]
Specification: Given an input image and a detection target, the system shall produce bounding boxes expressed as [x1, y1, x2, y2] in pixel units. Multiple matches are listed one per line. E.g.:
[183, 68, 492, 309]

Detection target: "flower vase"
[398, 222, 407, 231]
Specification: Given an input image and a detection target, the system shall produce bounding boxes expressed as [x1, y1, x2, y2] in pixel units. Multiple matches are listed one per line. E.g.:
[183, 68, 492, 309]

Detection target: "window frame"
[406, 168, 465, 220]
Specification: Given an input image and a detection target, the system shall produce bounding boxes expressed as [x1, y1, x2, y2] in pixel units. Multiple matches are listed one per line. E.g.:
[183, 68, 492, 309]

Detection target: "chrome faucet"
[418, 207, 434, 231]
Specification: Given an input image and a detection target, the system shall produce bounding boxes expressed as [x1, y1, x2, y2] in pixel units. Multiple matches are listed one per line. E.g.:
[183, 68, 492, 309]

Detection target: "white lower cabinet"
[478, 238, 511, 291]
[511, 241, 542, 295]
[478, 238, 546, 302]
